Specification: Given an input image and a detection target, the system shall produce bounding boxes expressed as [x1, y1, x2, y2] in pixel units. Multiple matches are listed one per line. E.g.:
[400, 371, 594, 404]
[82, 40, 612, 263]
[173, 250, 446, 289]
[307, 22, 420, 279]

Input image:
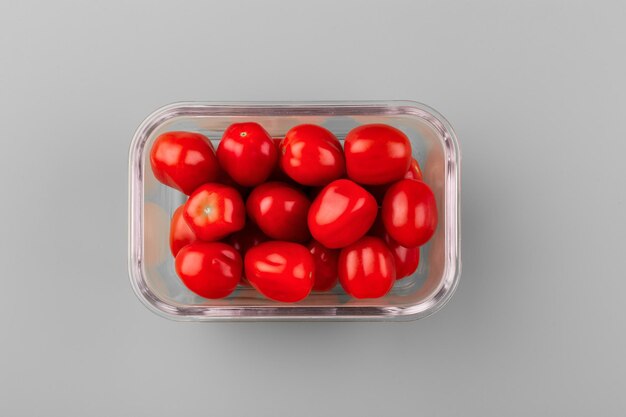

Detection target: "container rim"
[128, 100, 461, 321]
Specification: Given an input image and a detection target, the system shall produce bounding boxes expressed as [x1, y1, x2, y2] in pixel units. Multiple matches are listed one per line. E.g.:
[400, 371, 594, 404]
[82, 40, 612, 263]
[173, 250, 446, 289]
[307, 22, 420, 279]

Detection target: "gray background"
[1, 0, 625, 415]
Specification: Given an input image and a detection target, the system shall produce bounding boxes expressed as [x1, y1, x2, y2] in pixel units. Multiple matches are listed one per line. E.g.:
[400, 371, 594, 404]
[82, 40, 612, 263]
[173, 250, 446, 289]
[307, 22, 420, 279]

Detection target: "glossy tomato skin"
[217, 122, 276, 187]
[246, 182, 311, 242]
[308, 240, 339, 291]
[169, 204, 198, 256]
[183, 183, 245, 241]
[344, 124, 412, 185]
[382, 179, 437, 247]
[175, 242, 242, 299]
[244, 241, 314, 302]
[338, 237, 396, 299]
[150, 131, 220, 195]
[308, 179, 378, 249]
[280, 124, 345, 186]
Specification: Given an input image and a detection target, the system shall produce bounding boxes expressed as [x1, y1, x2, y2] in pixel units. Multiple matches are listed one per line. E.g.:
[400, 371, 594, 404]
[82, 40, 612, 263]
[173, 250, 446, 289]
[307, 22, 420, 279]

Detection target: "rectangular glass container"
[128, 101, 461, 321]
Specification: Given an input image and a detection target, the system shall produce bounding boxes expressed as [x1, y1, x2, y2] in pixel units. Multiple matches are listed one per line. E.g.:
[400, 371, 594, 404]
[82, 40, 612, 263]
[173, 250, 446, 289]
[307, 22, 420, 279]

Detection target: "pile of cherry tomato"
[150, 122, 437, 302]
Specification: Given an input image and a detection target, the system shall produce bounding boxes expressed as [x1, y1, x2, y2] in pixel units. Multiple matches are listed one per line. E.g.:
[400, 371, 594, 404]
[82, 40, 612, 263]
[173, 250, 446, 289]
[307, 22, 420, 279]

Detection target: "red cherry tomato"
[175, 242, 242, 299]
[227, 223, 268, 286]
[244, 241, 314, 302]
[308, 240, 339, 291]
[280, 124, 345, 186]
[246, 182, 311, 242]
[169, 204, 198, 256]
[382, 179, 437, 247]
[308, 179, 377, 248]
[150, 131, 220, 195]
[366, 157, 424, 203]
[338, 236, 396, 298]
[183, 183, 245, 241]
[344, 124, 412, 185]
[382, 234, 419, 280]
[217, 122, 276, 187]
[405, 158, 423, 181]
[368, 213, 420, 280]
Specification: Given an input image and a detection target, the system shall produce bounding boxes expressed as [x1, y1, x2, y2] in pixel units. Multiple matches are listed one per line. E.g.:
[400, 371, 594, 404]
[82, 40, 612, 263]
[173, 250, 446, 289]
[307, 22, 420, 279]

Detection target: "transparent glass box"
[128, 101, 461, 321]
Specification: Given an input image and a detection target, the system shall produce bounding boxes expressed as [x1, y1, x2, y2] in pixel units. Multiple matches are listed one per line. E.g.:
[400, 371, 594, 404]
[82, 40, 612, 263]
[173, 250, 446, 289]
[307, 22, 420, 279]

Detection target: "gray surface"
[1, 0, 625, 415]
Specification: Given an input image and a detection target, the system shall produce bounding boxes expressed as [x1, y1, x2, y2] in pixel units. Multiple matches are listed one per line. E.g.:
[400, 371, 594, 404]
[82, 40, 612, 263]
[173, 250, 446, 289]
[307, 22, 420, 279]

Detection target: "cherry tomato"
[244, 241, 314, 302]
[366, 157, 424, 203]
[308, 240, 339, 291]
[280, 124, 345, 186]
[367, 213, 420, 280]
[150, 131, 220, 195]
[169, 204, 197, 256]
[183, 183, 245, 241]
[227, 223, 268, 286]
[308, 179, 377, 248]
[217, 122, 276, 187]
[405, 158, 423, 181]
[175, 242, 242, 299]
[338, 236, 396, 298]
[344, 124, 412, 185]
[382, 234, 419, 280]
[382, 179, 437, 247]
[246, 182, 311, 242]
